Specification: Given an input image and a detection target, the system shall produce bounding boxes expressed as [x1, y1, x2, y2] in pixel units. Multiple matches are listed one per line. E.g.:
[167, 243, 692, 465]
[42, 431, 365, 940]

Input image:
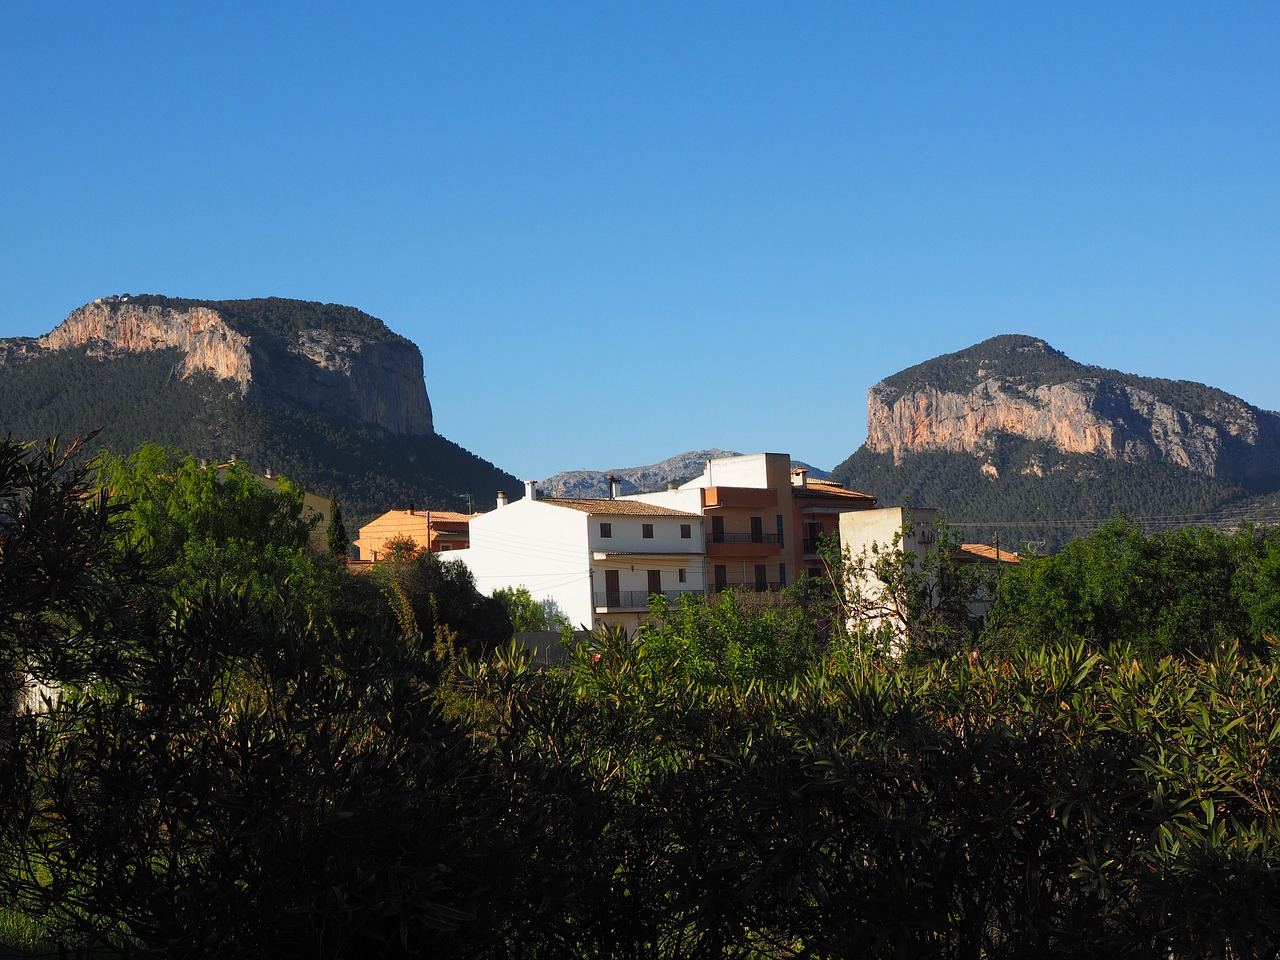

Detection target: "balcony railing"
[708, 532, 780, 544]
[594, 589, 706, 610]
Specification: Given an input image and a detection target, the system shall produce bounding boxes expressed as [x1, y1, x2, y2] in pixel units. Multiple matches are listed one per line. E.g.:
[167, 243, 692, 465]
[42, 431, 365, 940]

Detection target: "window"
[600, 522, 612, 538]
[604, 569, 620, 606]
[776, 515, 785, 547]
[647, 569, 662, 594]
[779, 563, 787, 587]
[750, 516, 763, 543]
[680, 523, 691, 539]
[678, 567, 687, 583]
[642, 523, 654, 539]
[711, 516, 724, 543]
[754, 564, 767, 591]
[714, 564, 728, 591]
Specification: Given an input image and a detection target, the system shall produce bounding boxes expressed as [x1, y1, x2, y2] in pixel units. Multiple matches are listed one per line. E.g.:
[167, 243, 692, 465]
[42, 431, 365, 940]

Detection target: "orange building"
[354, 507, 477, 561]
[790, 469, 877, 581]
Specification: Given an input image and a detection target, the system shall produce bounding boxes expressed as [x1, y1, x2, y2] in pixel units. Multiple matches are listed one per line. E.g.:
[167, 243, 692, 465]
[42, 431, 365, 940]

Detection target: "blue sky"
[3, 3, 1276, 480]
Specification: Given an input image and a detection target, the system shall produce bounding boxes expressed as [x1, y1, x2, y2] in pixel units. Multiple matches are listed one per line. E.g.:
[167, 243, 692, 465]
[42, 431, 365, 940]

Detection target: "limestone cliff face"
[18, 297, 433, 436]
[866, 335, 1280, 483]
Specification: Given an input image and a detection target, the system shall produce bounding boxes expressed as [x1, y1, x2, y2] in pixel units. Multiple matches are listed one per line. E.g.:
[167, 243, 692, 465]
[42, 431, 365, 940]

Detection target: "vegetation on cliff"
[116, 293, 413, 346]
[876, 333, 1259, 418]
[830, 440, 1278, 552]
[0, 347, 516, 522]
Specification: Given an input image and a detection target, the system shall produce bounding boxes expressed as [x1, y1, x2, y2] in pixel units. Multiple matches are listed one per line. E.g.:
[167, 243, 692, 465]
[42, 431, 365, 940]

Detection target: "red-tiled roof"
[796, 479, 877, 502]
[955, 543, 1021, 564]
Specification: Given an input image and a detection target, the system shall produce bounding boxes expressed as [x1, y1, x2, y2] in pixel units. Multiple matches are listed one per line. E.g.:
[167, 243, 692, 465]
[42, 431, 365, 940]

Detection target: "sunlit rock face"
[22, 297, 433, 436]
[865, 335, 1280, 483]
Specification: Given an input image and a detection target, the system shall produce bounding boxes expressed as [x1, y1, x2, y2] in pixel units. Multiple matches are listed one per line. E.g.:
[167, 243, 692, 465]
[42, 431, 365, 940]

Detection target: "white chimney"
[792, 468, 808, 489]
[524, 479, 538, 501]
[607, 475, 620, 499]
[496, 490, 508, 508]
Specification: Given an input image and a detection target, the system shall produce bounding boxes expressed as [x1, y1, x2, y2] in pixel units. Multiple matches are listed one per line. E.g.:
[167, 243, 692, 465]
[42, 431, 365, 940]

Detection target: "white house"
[451, 481, 706, 631]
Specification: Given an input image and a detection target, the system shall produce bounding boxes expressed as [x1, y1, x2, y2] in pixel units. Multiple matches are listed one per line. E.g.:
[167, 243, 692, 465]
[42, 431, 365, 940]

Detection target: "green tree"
[379, 552, 512, 658]
[492, 586, 549, 634]
[99, 445, 315, 562]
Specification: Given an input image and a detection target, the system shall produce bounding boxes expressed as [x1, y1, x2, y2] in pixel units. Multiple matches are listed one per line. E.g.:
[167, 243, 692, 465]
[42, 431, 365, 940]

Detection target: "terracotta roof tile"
[540, 497, 701, 518]
[795, 480, 877, 501]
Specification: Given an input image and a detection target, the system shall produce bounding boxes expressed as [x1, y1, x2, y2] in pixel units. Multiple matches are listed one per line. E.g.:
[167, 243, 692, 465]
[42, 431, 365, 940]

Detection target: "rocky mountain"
[865, 335, 1280, 483]
[833, 335, 1280, 550]
[3, 295, 433, 436]
[0, 295, 516, 523]
[540, 451, 829, 498]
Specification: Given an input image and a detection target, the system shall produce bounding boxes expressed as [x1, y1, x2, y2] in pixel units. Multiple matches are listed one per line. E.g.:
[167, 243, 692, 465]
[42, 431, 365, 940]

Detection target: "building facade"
[627, 452, 877, 593]
[451, 481, 706, 631]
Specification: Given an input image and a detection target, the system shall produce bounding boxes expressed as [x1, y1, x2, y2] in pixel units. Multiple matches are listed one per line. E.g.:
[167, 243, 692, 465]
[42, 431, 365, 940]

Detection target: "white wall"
[452, 499, 595, 628]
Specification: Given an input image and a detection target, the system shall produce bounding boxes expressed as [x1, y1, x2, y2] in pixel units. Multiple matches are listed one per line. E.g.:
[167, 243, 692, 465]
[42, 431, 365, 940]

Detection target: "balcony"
[594, 589, 706, 612]
[705, 531, 782, 558]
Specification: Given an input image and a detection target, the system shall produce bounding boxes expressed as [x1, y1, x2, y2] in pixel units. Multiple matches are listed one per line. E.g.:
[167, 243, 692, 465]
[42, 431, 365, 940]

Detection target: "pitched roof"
[797, 478, 877, 502]
[378, 508, 477, 524]
[955, 543, 1021, 564]
[539, 497, 701, 518]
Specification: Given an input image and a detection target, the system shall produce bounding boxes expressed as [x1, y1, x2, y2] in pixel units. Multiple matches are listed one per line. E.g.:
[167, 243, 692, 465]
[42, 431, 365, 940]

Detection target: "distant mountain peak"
[540, 449, 830, 498]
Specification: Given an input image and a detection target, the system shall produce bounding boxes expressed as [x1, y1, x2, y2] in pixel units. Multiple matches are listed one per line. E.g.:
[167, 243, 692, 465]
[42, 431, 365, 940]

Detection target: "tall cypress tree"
[326, 489, 349, 559]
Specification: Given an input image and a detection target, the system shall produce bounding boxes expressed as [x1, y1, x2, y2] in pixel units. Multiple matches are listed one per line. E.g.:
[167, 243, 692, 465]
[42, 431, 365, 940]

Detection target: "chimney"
[524, 479, 538, 501]
[667, 481, 678, 491]
[607, 475, 620, 499]
[264, 466, 274, 480]
[496, 490, 508, 508]
[792, 468, 808, 489]
[408, 503, 415, 515]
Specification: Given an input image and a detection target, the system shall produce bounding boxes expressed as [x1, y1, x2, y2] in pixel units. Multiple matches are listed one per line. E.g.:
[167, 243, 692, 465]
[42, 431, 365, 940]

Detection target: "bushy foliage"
[984, 517, 1280, 657]
[455, 637, 1280, 957]
[634, 588, 824, 685]
[5, 433, 1280, 957]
